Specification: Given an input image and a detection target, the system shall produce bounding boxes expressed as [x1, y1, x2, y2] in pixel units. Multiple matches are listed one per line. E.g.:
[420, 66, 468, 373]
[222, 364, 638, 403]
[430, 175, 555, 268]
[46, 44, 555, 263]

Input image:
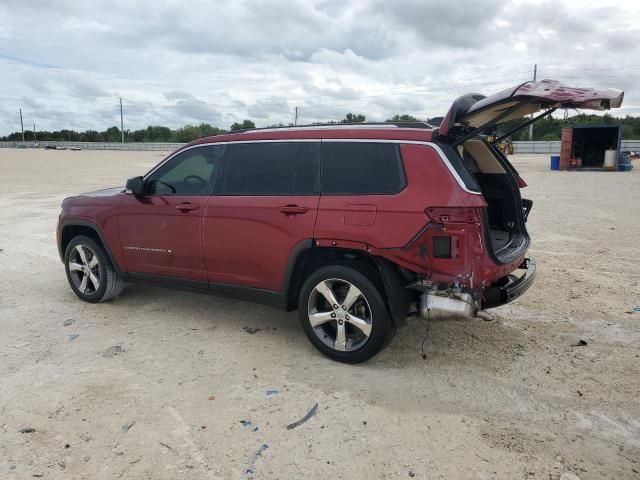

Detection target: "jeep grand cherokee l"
[57, 80, 623, 363]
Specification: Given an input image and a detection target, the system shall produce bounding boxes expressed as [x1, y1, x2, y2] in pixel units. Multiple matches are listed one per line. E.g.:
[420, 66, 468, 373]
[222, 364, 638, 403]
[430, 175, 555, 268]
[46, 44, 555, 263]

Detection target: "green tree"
[104, 126, 121, 142]
[145, 126, 172, 141]
[387, 114, 420, 122]
[230, 119, 256, 130]
[79, 130, 102, 142]
[197, 123, 226, 137]
[341, 113, 366, 123]
[171, 125, 202, 143]
[3, 114, 639, 143]
[496, 113, 633, 141]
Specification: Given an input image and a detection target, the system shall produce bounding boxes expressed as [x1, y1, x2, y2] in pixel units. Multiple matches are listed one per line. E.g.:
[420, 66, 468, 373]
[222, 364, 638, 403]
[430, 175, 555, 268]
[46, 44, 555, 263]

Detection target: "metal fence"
[513, 140, 640, 154]
[512, 141, 561, 154]
[0, 141, 183, 151]
[2, 140, 640, 153]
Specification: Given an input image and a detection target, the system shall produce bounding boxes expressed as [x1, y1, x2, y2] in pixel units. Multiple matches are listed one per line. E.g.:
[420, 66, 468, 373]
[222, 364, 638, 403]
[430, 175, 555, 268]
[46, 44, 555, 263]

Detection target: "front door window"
[145, 146, 225, 195]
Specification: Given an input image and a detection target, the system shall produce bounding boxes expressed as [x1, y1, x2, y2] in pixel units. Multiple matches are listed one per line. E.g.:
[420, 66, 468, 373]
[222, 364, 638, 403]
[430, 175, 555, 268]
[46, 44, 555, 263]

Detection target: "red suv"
[57, 80, 623, 363]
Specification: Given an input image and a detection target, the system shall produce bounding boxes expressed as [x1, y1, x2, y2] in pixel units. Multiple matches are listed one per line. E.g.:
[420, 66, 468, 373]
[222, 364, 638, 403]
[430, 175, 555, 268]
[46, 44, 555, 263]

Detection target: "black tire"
[298, 264, 394, 363]
[64, 235, 124, 303]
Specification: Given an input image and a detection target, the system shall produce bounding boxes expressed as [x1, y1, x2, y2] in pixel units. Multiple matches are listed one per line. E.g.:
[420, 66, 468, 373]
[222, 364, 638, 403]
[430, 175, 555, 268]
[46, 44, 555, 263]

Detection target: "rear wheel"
[298, 265, 394, 363]
[64, 235, 124, 303]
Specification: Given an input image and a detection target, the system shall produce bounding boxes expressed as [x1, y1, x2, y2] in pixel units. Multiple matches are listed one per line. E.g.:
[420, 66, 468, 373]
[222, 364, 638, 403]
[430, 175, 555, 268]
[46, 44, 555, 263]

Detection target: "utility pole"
[120, 97, 124, 143]
[19, 108, 25, 142]
[529, 64, 537, 141]
[294, 106, 299, 126]
[33, 123, 37, 142]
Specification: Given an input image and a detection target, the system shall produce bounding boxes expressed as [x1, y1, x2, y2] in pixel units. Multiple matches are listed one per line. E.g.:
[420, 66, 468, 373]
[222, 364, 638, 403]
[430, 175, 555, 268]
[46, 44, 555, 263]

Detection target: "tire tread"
[65, 235, 124, 303]
[297, 264, 394, 363]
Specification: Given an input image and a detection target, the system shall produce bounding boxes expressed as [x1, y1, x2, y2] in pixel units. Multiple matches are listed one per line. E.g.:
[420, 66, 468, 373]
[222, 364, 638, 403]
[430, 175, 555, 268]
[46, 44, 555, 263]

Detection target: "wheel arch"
[59, 220, 123, 274]
[284, 244, 412, 327]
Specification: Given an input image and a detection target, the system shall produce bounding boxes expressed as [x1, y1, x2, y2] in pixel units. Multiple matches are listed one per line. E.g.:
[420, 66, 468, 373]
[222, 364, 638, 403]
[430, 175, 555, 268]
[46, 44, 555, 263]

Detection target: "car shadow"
[108, 282, 302, 335]
[108, 283, 527, 371]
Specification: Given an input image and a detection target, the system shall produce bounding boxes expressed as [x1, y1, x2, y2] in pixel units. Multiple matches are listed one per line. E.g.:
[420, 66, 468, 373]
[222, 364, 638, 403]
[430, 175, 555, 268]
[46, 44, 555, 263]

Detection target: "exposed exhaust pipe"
[419, 291, 477, 320]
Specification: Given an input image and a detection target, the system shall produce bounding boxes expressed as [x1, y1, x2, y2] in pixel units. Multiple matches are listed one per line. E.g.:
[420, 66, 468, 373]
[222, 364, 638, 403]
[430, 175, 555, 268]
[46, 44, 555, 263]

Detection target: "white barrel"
[604, 149, 617, 169]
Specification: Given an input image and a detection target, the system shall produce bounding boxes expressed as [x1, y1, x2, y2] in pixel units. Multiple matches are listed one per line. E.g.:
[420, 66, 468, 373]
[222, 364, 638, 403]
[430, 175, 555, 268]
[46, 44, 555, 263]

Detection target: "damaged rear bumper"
[482, 258, 536, 309]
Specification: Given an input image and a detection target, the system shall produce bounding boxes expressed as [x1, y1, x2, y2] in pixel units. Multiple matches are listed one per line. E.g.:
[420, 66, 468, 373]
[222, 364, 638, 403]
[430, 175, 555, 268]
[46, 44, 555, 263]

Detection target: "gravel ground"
[0, 149, 639, 480]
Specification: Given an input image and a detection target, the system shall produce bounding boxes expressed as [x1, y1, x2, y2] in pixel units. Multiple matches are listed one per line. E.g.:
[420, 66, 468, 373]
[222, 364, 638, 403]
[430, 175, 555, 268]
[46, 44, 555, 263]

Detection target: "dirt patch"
[0, 150, 639, 478]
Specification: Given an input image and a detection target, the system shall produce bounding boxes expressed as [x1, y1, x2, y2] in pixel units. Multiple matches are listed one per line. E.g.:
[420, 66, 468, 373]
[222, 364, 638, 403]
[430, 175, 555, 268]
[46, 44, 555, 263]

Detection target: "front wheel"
[298, 265, 394, 363]
[64, 235, 124, 303]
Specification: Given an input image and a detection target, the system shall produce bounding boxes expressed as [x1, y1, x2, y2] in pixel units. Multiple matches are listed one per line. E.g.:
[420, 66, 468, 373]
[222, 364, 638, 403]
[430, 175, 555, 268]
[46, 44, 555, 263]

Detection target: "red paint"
[57, 127, 521, 299]
[202, 195, 319, 290]
[438, 79, 624, 137]
[344, 205, 377, 226]
[118, 194, 210, 280]
[56, 80, 626, 321]
[515, 176, 528, 188]
[314, 144, 485, 255]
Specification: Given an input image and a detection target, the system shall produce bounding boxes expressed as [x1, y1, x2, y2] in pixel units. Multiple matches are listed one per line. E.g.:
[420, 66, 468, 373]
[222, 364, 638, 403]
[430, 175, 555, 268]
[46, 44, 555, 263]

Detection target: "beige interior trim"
[462, 139, 506, 174]
[464, 102, 541, 128]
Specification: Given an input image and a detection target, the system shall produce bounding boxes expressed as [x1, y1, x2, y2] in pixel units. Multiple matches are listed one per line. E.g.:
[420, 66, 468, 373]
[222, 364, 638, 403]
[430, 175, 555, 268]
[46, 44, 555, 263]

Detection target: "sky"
[1, 0, 639, 135]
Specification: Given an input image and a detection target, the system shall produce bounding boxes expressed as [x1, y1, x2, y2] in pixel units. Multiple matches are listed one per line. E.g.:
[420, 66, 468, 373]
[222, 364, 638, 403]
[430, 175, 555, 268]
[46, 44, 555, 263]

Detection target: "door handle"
[278, 205, 308, 215]
[175, 203, 199, 212]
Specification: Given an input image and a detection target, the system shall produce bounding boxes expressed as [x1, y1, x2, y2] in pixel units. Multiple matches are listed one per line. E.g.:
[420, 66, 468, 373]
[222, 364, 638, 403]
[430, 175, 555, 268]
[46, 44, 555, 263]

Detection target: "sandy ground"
[0, 148, 639, 480]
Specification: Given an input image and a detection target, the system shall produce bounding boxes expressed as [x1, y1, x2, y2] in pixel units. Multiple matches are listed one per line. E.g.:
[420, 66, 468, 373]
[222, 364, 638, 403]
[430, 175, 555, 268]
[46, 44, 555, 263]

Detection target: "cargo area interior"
[459, 138, 527, 261]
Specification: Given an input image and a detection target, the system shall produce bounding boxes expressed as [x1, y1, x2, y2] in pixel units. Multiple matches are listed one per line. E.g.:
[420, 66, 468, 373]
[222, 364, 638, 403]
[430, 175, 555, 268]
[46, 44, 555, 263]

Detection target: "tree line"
[2, 112, 639, 143]
[497, 113, 640, 141]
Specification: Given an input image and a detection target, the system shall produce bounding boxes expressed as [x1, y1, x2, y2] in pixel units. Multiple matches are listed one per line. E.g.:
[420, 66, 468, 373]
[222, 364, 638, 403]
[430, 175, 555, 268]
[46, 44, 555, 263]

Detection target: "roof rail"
[231, 122, 434, 134]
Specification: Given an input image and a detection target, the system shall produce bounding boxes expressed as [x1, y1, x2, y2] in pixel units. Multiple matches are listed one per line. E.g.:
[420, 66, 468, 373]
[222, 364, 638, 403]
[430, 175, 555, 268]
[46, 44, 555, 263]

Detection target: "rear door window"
[321, 142, 405, 194]
[220, 142, 320, 195]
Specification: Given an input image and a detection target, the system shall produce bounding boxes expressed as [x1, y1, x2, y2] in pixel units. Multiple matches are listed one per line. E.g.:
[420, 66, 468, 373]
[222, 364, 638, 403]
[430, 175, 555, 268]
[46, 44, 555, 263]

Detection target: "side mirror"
[125, 176, 145, 196]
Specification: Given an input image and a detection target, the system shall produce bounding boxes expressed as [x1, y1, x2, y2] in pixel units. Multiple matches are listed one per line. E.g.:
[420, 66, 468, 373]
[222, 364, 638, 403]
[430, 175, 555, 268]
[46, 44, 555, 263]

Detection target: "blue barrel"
[550, 155, 560, 170]
[618, 151, 631, 167]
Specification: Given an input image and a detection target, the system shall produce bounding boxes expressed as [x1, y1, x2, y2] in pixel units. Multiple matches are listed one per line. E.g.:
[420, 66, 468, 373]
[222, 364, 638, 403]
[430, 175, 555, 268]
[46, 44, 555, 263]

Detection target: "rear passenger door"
[202, 141, 320, 291]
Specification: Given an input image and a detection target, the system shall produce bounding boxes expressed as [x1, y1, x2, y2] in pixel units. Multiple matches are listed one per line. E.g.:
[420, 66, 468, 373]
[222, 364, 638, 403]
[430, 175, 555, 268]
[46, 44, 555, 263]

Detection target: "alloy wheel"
[68, 244, 101, 295]
[307, 278, 373, 352]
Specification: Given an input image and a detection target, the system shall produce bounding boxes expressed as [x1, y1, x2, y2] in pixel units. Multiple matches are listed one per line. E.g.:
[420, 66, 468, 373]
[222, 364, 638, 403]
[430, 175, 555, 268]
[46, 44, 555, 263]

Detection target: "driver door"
[118, 144, 225, 282]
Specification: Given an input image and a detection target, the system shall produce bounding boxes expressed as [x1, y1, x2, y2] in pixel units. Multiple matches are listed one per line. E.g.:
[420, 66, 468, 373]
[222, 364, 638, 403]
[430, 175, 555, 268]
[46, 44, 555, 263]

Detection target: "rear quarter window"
[321, 142, 405, 195]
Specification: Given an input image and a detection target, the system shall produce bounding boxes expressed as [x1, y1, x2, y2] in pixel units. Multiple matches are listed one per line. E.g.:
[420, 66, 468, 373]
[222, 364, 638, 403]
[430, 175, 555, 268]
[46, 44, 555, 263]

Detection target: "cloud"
[370, 0, 505, 48]
[163, 91, 223, 125]
[64, 75, 110, 98]
[0, 0, 638, 134]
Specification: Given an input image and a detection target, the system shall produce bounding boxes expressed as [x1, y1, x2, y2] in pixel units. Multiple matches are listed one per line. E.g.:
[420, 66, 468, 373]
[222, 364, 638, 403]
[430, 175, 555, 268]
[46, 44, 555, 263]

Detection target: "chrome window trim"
[144, 139, 481, 195]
